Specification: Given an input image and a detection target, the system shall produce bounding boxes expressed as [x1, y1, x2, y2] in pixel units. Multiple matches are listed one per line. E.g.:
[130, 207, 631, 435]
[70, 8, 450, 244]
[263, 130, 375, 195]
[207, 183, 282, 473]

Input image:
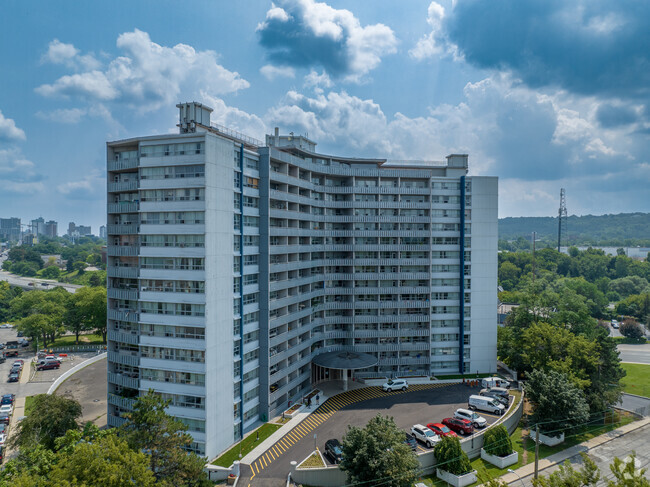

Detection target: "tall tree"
[120, 390, 210, 487]
[9, 394, 82, 451]
[340, 414, 419, 487]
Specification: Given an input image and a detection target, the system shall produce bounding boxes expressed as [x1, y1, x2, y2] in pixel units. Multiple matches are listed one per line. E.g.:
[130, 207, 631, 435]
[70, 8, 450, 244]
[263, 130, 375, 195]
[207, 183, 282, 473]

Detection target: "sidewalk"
[499, 416, 650, 485]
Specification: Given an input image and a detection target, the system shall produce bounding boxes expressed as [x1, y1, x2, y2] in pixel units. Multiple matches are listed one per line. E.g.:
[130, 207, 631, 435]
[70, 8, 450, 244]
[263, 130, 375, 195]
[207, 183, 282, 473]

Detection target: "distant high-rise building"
[0, 218, 21, 241]
[68, 222, 92, 237]
[99, 225, 107, 239]
[106, 101, 498, 458]
[45, 220, 58, 238]
[31, 217, 45, 236]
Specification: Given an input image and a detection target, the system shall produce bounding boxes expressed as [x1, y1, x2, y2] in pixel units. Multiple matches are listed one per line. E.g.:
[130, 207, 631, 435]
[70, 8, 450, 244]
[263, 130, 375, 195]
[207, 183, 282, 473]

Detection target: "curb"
[47, 352, 107, 395]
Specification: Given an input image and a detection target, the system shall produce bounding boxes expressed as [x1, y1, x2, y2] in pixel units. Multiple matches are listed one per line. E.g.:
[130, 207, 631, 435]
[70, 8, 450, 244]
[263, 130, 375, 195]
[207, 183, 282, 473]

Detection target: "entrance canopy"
[312, 350, 378, 370]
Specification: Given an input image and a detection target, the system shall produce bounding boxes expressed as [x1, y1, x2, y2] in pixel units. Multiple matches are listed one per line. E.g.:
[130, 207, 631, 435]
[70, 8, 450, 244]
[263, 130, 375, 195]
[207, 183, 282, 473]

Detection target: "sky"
[1, 0, 649, 235]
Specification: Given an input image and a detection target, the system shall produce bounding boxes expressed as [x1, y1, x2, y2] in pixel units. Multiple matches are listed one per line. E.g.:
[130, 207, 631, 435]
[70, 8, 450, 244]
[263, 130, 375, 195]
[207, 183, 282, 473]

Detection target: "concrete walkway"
[499, 417, 650, 486]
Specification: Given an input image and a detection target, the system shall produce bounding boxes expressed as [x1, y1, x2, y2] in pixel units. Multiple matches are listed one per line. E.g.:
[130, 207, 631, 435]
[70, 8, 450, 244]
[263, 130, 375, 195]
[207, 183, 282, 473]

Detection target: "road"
[0, 253, 81, 293]
[241, 382, 506, 486]
[617, 344, 650, 364]
[513, 421, 650, 486]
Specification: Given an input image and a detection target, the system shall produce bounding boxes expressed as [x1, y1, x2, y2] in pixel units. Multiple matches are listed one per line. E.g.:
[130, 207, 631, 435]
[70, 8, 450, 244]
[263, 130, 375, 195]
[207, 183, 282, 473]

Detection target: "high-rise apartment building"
[45, 220, 58, 238]
[106, 102, 497, 458]
[0, 218, 21, 241]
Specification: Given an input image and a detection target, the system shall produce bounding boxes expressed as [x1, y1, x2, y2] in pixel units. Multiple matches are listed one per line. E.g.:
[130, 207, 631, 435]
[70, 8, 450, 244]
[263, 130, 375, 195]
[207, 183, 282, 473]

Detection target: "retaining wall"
[47, 352, 107, 395]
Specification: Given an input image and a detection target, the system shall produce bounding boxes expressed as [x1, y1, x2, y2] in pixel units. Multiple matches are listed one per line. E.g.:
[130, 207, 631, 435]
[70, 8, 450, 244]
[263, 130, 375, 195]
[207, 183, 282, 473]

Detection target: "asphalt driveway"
[241, 382, 503, 486]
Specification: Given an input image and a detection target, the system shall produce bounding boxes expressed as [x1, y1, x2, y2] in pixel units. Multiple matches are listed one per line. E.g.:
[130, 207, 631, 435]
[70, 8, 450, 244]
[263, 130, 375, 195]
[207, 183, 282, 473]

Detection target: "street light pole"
[507, 469, 526, 487]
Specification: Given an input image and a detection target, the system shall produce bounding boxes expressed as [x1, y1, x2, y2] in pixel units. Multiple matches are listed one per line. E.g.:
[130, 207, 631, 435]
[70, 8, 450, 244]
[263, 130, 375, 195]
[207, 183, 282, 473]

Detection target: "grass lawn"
[418, 407, 635, 486]
[299, 452, 325, 468]
[620, 363, 650, 398]
[24, 395, 35, 416]
[47, 334, 105, 347]
[212, 423, 282, 467]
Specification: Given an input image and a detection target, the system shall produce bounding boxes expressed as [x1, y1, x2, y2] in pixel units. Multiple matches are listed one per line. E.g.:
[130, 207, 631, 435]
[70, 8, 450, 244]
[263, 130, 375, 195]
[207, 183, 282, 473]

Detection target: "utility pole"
[532, 232, 537, 285]
[557, 188, 567, 252]
[534, 424, 540, 479]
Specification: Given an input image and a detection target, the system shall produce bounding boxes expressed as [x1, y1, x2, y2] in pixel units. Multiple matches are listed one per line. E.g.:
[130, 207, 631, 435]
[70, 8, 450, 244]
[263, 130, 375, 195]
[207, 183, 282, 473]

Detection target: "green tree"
[607, 453, 649, 487]
[340, 414, 419, 487]
[526, 369, 590, 437]
[120, 390, 210, 487]
[532, 453, 600, 487]
[65, 286, 106, 343]
[9, 394, 82, 451]
[48, 433, 156, 487]
[433, 435, 472, 476]
[482, 425, 513, 457]
[41, 266, 60, 279]
[619, 320, 644, 340]
[11, 288, 68, 346]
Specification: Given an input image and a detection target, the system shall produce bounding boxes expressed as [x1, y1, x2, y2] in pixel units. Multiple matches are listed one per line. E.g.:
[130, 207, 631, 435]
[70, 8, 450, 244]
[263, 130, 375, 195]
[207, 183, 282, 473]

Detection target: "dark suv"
[324, 439, 343, 464]
[403, 432, 418, 450]
[37, 362, 60, 371]
[479, 389, 509, 406]
[442, 417, 474, 436]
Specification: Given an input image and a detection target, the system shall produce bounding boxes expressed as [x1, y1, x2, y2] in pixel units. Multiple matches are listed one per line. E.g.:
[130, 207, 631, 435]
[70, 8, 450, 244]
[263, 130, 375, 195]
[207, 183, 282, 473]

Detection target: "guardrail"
[48, 344, 107, 353]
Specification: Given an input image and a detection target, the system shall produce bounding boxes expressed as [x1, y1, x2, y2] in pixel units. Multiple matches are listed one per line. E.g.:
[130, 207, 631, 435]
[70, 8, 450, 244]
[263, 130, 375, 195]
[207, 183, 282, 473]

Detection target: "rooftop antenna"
[558, 188, 567, 252]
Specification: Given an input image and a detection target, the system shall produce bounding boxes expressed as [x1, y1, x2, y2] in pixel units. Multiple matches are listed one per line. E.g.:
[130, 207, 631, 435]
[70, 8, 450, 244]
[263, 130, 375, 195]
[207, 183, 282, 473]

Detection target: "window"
[140, 142, 204, 157]
[140, 165, 204, 180]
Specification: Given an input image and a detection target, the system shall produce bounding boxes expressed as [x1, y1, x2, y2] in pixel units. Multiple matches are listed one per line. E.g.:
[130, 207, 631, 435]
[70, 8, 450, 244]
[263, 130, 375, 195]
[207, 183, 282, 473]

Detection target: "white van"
[468, 394, 505, 415]
[481, 377, 510, 389]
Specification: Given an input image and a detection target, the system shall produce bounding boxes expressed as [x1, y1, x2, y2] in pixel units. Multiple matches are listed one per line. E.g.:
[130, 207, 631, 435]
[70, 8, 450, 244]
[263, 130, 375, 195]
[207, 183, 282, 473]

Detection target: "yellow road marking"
[261, 456, 267, 468]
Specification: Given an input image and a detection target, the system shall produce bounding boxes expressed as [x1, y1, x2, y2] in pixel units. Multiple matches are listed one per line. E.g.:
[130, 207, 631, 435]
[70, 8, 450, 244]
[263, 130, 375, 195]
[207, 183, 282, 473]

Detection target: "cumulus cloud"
[410, 2, 446, 60]
[0, 148, 44, 195]
[303, 70, 332, 90]
[41, 39, 100, 70]
[57, 170, 105, 199]
[200, 92, 267, 141]
[36, 30, 250, 111]
[35, 108, 87, 124]
[0, 111, 26, 141]
[260, 64, 296, 81]
[424, 0, 650, 101]
[257, 0, 397, 80]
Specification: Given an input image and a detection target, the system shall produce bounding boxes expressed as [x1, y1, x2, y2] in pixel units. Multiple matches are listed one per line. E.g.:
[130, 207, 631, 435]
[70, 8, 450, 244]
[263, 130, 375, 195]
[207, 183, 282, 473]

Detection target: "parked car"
[324, 439, 343, 464]
[410, 424, 439, 448]
[0, 445, 3, 463]
[468, 394, 505, 415]
[3, 393, 17, 405]
[485, 386, 510, 400]
[0, 423, 6, 434]
[481, 377, 510, 389]
[38, 356, 63, 366]
[0, 324, 11, 329]
[0, 414, 9, 425]
[479, 389, 509, 406]
[0, 433, 5, 446]
[7, 372, 19, 383]
[16, 331, 23, 337]
[11, 361, 23, 370]
[442, 417, 474, 436]
[9, 365, 22, 375]
[454, 408, 487, 428]
[0, 405, 11, 416]
[382, 378, 408, 392]
[404, 432, 418, 451]
[37, 362, 60, 371]
[611, 319, 619, 329]
[426, 423, 457, 437]
[18, 339, 29, 347]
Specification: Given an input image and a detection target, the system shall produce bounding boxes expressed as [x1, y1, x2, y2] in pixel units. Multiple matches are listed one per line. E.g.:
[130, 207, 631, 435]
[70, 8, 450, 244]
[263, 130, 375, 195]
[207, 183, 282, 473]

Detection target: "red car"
[426, 423, 457, 437]
[36, 362, 60, 371]
[442, 417, 474, 436]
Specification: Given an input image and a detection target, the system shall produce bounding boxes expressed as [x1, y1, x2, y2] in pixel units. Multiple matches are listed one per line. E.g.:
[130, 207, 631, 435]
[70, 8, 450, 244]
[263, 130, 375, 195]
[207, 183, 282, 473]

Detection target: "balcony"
[107, 224, 139, 235]
[107, 245, 139, 257]
[107, 266, 139, 279]
[107, 288, 138, 300]
[108, 158, 138, 171]
[108, 372, 139, 389]
[108, 180, 138, 192]
[107, 309, 139, 322]
[108, 392, 137, 409]
[108, 329, 139, 346]
[108, 201, 139, 213]
[108, 350, 140, 367]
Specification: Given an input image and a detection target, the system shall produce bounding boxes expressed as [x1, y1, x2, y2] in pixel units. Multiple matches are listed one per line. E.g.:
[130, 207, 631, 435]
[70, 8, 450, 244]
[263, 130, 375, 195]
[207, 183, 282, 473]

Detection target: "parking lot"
[243, 382, 505, 484]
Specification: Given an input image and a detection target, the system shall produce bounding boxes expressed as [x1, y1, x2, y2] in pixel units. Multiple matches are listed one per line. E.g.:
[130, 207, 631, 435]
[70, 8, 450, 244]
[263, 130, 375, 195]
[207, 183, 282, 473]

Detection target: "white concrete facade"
[106, 102, 498, 459]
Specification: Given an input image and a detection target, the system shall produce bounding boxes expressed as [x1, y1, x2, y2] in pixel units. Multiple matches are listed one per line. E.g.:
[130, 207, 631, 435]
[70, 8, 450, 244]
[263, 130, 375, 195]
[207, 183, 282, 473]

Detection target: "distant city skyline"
[1, 0, 649, 230]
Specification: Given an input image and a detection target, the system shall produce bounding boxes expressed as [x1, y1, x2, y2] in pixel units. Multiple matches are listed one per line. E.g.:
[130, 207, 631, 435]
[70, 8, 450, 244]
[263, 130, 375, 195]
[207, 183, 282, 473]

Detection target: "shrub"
[619, 320, 644, 340]
[483, 425, 513, 457]
[433, 435, 472, 476]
